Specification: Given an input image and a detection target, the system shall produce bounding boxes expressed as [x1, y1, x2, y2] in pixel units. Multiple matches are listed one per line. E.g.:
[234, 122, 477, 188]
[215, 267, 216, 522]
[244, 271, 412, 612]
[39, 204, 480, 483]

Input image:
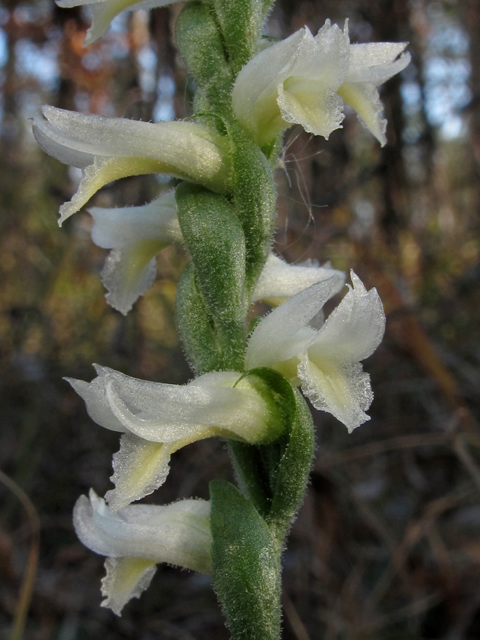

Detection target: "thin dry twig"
[282, 592, 312, 640]
[443, 593, 480, 640]
[0, 469, 41, 640]
[356, 248, 480, 442]
[329, 558, 367, 640]
[366, 487, 472, 611]
[316, 432, 451, 469]
[453, 435, 480, 495]
[363, 591, 443, 634]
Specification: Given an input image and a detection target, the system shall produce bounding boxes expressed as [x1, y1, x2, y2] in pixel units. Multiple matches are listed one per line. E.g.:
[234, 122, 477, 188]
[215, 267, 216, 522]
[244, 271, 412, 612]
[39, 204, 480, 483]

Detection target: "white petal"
[58, 156, 168, 225]
[298, 354, 373, 432]
[101, 557, 156, 616]
[277, 80, 345, 139]
[74, 493, 112, 556]
[57, 0, 100, 6]
[347, 43, 410, 84]
[34, 106, 229, 170]
[105, 433, 171, 512]
[245, 276, 344, 370]
[284, 20, 349, 83]
[337, 81, 387, 145]
[69, 367, 278, 446]
[103, 369, 275, 444]
[232, 28, 306, 140]
[101, 246, 159, 315]
[73, 490, 212, 571]
[318, 19, 350, 69]
[65, 374, 126, 433]
[31, 111, 94, 168]
[57, 0, 171, 7]
[253, 254, 345, 305]
[309, 271, 386, 363]
[89, 191, 181, 249]
[84, 0, 177, 45]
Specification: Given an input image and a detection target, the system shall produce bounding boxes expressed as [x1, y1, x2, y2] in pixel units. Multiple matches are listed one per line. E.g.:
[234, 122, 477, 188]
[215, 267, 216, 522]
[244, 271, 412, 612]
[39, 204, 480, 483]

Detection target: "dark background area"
[1, 0, 480, 638]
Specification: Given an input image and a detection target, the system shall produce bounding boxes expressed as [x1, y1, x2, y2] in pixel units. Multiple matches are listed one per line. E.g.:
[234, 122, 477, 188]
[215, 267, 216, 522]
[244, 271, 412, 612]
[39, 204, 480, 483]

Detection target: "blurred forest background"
[1, 0, 480, 638]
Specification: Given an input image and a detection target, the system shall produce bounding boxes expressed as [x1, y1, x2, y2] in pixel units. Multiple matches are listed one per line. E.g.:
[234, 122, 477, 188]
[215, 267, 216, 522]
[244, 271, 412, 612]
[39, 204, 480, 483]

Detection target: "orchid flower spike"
[67, 368, 284, 512]
[232, 20, 410, 146]
[88, 190, 182, 315]
[245, 271, 386, 432]
[31, 105, 232, 225]
[56, 0, 179, 46]
[74, 490, 212, 614]
[252, 253, 345, 306]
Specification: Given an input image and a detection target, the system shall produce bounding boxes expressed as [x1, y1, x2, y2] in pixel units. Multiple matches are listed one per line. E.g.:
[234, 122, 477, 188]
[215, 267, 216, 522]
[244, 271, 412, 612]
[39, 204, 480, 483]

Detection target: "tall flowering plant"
[34, 0, 408, 637]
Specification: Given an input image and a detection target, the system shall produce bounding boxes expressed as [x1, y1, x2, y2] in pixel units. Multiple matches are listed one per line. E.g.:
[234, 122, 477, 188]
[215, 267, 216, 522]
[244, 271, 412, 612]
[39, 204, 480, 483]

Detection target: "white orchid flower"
[232, 20, 410, 146]
[87, 209, 345, 314]
[252, 253, 345, 306]
[88, 190, 181, 315]
[245, 271, 386, 432]
[67, 368, 283, 512]
[74, 490, 212, 614]
[31, 105, 232, 225]
[56, 0, 179, 46]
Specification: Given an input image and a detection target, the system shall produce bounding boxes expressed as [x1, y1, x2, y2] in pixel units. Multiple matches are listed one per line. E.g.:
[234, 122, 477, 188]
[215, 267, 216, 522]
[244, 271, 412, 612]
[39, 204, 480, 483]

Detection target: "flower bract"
[74, 490, 212, 614]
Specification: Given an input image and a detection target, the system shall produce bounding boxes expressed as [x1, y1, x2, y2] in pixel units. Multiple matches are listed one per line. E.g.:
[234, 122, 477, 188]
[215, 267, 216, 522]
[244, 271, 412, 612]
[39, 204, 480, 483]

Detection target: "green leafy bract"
[210, 480, 281, 640]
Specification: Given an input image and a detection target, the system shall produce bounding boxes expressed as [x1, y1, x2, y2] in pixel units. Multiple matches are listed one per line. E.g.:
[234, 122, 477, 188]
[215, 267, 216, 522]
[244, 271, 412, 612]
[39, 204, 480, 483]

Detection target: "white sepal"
[56, 0, 179, 46]
[100, 247, 159, 315]
[245, 272, 385, 431]
[245, 275, 345, 370]
[73, 490, 212, 614]
[345, 42, 410, 85]
[253, 254, 345, 306]
[337, 81, 387, 145]
[88, 190, 181, 314]
[31, 106, 232, 224]
[338, 42, 410, 145]
[89, 191, 181, 248]
[307, 271, 386, 363]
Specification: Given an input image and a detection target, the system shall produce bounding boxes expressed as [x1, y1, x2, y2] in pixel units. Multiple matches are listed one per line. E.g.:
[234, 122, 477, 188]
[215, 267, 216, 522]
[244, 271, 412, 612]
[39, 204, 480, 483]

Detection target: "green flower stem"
[228, 120, 277, 291]
[175, 2, 314, 638]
